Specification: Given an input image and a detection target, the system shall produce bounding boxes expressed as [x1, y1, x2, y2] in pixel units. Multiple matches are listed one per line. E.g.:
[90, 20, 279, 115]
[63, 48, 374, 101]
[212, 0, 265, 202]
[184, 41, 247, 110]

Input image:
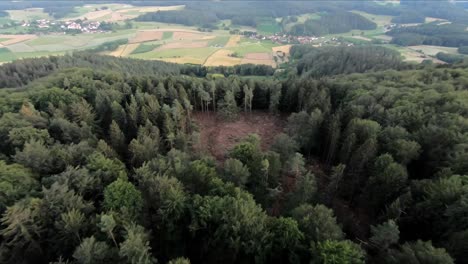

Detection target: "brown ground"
[244, 52, 272, 60]
[173, 31, 205, 40]
[193, 111, 286, 162]
[241, 52, 276, 67]
[130, 30, 163, 43]
[107, 12, 133, 22]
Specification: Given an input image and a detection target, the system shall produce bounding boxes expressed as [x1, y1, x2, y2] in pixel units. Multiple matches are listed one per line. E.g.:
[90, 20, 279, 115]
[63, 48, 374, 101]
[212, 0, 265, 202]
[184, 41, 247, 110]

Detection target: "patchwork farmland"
[0, 2, 461, 66]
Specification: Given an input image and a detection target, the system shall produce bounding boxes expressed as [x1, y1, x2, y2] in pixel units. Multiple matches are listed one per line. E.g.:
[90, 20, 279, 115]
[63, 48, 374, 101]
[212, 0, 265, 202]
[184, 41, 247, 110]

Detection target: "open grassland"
[7, 8, 51, 21]
[407, 45, 459, 56]
[208, 36, 230, 47]
[351, 11, 393, 28]
[130, 46, 217, 64]
[130, 43, 158, 55]
[0, 34, 36, 46]
[0, 48, 17, 62]
[0, 5, 275, 65]
[228, 40, 279, 57]
[282, 13, 322, 31]
[256, 18, 282, 35]
[381, 44, 446, 64]
[225, 35, 241, 48]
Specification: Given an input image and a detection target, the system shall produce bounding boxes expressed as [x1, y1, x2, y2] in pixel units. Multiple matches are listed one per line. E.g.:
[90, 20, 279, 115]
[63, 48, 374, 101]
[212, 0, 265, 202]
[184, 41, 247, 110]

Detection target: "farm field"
[0, 5, 460, 67]
[63, 3, 185, 22]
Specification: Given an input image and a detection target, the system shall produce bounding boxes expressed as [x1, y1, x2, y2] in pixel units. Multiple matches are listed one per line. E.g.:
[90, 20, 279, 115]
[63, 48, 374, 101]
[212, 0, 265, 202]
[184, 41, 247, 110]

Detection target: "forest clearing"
[193, 112, 285, 162]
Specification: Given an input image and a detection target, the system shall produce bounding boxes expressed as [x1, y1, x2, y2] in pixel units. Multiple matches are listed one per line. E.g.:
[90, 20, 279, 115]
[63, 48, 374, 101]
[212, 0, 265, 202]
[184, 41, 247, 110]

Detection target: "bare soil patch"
[244, 52, 272, 60]
[193, 111, 286, 162]
[130, 30, 163, 43]
[241, 53, 276, 66]
[107, 12, 133, 22]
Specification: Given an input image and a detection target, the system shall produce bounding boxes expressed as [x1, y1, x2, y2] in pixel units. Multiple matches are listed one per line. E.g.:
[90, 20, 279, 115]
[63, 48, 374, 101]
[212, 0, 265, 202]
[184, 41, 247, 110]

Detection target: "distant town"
[22, 18, 105, 34]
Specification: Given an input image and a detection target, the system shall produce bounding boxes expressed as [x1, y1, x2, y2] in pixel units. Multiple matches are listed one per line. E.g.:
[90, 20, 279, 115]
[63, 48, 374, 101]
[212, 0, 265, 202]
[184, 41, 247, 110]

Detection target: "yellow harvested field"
[130, 30, 164, 43]
[173, 31, 206, 40]
[272, 45, 292, 55]
[225, 35, 241, 48]
[0, 34, 37, 46]
[159, 41, 208, 50]
[109, 45, 127, 57]
[107, 12, 133, 22]
[204, 49, 242, 66]
[160, 57, 205, 65]
[121, 43, 140, 56]
[201, 36, 217, 40]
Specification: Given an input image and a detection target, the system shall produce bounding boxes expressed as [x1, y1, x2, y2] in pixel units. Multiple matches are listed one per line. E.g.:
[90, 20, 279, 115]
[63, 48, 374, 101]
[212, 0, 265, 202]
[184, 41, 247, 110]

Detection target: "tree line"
[288, 11, 376, 36]
[388, 22, 468, 47]
[0, 50, 467, 263]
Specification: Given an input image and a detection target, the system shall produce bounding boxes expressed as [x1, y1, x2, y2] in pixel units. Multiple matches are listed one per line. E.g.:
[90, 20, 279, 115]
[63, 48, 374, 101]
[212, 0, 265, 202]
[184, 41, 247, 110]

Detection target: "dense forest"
[289, 11, 376, 36]
[0, 46, 468, 264]
[290, 46, 407, 76]
[391, 11, 425, 24]
[388, 23, 468, 47]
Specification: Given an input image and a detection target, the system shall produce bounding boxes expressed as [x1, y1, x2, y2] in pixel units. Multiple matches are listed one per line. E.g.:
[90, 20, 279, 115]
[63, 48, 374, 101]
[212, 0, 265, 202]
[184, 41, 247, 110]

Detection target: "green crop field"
[7, 9, 51, 21]
[0, 3, 458, 67]
[131, 43, 161, 54]
[163, 31, 173, 40]
[208, 36, 230, 47]
[256, 18, 282, 35]
[0, 48, 16, 62]
[228, 40, 278, 57]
